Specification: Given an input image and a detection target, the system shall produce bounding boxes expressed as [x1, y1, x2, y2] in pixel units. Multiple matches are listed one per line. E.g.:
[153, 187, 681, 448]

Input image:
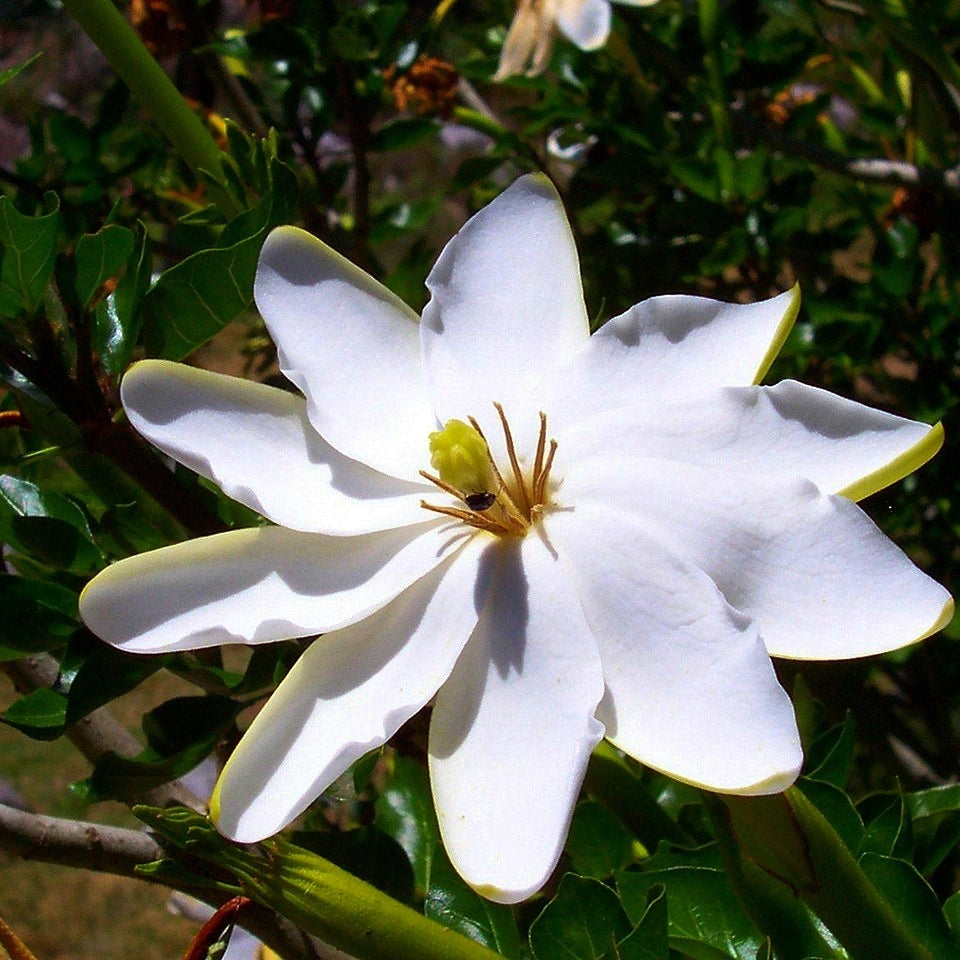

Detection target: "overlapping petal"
[429, 535, 605, 904]
[79, 521, 463, 653]
[254, 226, 435, 480]
[542, 287, 799, 424]
[560, 379, 943, 498]
[547, 506, 801, 793]
[563, 457, 953, 659]
[422, 175, 589, 429]
[212, 537, 487, 842]
[121, 360, 432, 534]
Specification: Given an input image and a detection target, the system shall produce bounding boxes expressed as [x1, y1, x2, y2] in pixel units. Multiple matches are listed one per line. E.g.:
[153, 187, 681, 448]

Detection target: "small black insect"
[464, 491, 497, 512]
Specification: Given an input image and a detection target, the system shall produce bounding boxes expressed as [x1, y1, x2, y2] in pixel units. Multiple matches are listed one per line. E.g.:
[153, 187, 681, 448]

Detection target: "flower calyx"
[421, 404, 557, 537]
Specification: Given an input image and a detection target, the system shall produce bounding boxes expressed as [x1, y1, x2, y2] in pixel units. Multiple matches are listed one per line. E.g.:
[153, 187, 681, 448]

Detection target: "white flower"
[79, 175, 952, 904]
[495, 0, 661, 79]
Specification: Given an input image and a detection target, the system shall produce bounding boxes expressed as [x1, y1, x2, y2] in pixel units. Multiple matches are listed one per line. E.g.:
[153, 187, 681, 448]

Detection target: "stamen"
[419, 469, 465, 500]
[468, 415, 524, 519]
[494, 402, 531, 516]
[531, 411, 547, 492]
[420, 501, 502, 532]
[533, 439, 558, 504]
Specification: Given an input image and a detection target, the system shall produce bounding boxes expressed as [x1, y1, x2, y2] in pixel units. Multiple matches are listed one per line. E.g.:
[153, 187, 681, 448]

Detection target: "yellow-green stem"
[60, 0, 237, 213]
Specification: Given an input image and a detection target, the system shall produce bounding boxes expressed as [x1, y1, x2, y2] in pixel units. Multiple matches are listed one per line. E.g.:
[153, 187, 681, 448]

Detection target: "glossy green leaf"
[74, 223, 135, 309]
[617, 867, 761, 960]
[804, 714, 856, 789]
[138, 224, 263, 360]
[613, 884, 669, 960]
[529, 874, 631, 960]
[565, 799, 637, 879]
[90, 695, 241, 800]
[0, 193, 61, 316]
[797, 779, 864, 853]
[92, 223, 151, 377]
[857, 793, 912, 860]
[0, 475, 102, 572]
[1, 687, 67, 739]
[374, 754, 440, 893]
[425, 849, 521, 958]
[859, 853, 959, 960]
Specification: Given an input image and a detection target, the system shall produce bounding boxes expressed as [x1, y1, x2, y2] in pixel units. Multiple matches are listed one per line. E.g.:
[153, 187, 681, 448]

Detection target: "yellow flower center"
[420, 404, 557, 537]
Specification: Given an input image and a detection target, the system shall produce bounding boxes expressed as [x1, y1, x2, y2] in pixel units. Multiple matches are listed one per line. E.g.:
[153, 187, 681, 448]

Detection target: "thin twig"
[0, 803, 333, 960]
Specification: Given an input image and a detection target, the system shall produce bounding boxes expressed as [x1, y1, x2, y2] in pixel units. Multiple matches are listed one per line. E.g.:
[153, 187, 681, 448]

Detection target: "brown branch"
[0, 803, 333, 960]
[2, 653, 202, 811]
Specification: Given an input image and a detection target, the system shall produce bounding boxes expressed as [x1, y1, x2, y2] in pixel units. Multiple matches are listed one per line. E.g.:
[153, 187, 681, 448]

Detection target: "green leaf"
[74, 223, 136, 309]
[529, 874, 631, 960]
[374, 753, 440, 893]
[138, 223, 262, 360]
[859, 853, 959, 960]
[797, 779, 864, 853]
[804, 714, 856, 789]
[857, 793, 912, 860]
[90, 695, 241, 800]
[0, 574, 78, 658]
[0, 475, 102, 572]
[617, 867, 762, 960]
[566, 799, 638, 879]
[368, 118, 440, 152]
[1, 687, 67, 739]
[944, 891, 960, 939]
[907, 784, 960, 820]
[614, 885, 669, 960]
[425, 849, 521, 959]
[0, 193, 61, 316]
[0, 53, 40, 89]
[93, 225, 152, 377]
[64, 638, 167, 724]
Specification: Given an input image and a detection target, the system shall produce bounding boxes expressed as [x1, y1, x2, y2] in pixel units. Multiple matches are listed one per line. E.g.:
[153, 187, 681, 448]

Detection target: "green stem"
[59, 0, 232, 202]
[137, 807, 505, 960]
[723, 789, 936, 960]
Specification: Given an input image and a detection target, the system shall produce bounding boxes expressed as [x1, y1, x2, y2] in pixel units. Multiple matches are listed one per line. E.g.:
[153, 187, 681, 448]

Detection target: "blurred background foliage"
[0, 0, 959, 958]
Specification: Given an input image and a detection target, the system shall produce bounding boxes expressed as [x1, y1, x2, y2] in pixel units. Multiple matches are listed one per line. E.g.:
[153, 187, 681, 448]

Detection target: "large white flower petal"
[121, 360, 432, 534]
[212, 538, 487, 843]
[543, 287, 799, 421]
[429, 534, 605, 904]
[254, 226, 435, 480]
[556, 0, 611, 50]
[548, 506, 801, 794]
[560, 380, 943, 498]
[565, 458, 953, 659]
[422, 175, 590, 425]
[79, 522, 464, 653]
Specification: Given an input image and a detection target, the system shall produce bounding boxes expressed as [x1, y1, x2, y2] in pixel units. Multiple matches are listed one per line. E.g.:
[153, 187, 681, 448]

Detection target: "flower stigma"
[420, 404, 557, 537]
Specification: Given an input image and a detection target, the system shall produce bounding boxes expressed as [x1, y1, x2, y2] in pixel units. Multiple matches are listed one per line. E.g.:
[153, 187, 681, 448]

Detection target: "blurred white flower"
[81, 175, 952, 903]
[495, 0, 661, 79]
